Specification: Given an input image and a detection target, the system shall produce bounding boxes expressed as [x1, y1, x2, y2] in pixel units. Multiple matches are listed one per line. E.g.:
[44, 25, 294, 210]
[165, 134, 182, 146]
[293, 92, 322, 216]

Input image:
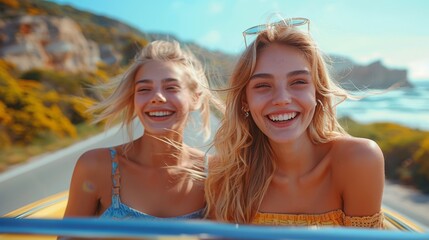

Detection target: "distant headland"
[0, 0, 412, 90]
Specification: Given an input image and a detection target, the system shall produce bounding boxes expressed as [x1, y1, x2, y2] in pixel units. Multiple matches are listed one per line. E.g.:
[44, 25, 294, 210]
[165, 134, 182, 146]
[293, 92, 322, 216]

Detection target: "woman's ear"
[190, 91, 202, 111]
[241, 101, 249, 112]
[241, 101, 250, 118]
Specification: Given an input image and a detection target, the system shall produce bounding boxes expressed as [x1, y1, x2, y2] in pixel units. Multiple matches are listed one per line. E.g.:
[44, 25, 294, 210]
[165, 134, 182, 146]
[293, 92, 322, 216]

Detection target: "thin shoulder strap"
[203, 146, 213, 177]
[109, 148, 121, 206]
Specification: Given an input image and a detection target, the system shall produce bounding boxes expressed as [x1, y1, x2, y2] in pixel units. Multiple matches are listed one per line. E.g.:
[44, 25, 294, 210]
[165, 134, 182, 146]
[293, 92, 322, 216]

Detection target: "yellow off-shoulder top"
[252, 209, 384, 228]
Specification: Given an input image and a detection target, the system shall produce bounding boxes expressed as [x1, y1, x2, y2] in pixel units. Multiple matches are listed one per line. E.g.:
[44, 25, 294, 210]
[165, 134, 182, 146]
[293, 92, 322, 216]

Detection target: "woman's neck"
[126, 133, 189, 168]
[269, 135, 319, 180]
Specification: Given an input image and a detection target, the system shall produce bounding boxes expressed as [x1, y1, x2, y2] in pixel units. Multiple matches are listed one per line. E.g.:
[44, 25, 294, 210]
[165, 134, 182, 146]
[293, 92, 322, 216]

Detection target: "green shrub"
[20, 69, 44, 81]
[412, 137, 429, 192]
[340, 117, 429, 193]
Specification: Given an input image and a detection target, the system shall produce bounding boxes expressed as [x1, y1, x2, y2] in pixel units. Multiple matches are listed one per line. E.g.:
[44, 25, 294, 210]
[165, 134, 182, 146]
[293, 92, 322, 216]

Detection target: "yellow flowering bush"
[341, 117, 429, 193]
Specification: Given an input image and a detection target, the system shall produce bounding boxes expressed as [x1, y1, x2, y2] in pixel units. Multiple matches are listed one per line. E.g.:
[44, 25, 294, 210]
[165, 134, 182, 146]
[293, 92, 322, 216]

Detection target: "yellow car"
[1, 191, 428, 240]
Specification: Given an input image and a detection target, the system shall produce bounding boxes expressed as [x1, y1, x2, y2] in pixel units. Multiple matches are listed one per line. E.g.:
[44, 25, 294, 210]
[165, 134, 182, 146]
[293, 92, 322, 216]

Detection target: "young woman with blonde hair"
[205, 18, 385, 228]
[64, 40, 223, 219]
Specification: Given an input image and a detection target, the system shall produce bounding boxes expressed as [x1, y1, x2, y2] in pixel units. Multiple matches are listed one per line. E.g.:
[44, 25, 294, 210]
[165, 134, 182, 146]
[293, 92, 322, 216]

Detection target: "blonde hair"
[88, 40, 224, 144]
[205, 22, 350, 223]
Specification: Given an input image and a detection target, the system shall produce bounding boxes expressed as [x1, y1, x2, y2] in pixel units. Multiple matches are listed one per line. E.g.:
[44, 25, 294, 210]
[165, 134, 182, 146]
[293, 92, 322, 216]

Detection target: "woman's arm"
[63, 149, 106, 217]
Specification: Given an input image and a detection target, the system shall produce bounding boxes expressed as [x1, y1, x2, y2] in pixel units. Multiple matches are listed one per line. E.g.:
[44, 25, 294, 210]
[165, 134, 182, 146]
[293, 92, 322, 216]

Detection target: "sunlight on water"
[337, 81, 429, 130]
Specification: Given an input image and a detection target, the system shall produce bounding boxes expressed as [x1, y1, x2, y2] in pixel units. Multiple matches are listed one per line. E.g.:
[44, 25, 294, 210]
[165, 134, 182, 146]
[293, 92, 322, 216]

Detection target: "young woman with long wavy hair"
[205, 18, 384, 228]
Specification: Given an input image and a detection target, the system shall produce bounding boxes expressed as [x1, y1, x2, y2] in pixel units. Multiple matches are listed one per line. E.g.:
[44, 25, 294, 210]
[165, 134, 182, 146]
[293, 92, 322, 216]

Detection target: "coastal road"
[382, 181, 429, 230]
[0, 124, 130, 216]
[0, 113, 217, 216]
[0, 114, 428, 231]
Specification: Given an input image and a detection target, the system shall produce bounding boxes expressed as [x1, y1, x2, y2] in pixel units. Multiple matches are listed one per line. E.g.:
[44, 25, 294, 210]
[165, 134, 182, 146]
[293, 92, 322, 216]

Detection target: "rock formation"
[0, 14, 413, 90]
[329, 55, 412, 90]
[0, 15, 101, 72]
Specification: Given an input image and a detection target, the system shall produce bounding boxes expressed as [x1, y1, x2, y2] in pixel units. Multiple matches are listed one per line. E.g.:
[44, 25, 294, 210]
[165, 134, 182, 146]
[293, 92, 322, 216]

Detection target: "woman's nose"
[272, 88, 292, 105]
[151, 92, 167, 103]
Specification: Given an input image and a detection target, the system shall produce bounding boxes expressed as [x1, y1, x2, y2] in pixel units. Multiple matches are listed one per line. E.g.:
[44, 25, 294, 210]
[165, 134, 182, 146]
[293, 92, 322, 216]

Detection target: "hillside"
[0, 0, 412, 90]
[0, 0, 237, 162]
[0, 0, 234, 82]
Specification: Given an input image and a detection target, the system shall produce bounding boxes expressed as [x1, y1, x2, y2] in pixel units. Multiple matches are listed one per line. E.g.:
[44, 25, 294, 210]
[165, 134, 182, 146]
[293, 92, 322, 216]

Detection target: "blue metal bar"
[0, 218, 428, 240]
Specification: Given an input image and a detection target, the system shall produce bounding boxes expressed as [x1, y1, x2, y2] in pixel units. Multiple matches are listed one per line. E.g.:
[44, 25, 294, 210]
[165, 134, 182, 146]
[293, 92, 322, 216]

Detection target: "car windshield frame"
[1, 218, 429, 240]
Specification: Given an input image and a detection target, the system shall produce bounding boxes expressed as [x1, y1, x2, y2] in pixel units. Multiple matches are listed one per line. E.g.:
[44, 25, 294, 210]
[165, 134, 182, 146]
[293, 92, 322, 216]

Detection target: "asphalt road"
[0, 113, 217, 216]
[382, 181, 429, 230]
[0, 114, 428, 230]
[0, 124, 132, 216]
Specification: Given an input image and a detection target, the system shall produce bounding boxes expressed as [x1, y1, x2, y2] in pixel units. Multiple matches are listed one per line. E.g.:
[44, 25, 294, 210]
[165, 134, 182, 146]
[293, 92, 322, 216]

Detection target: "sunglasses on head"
[242, 17, 310, 47]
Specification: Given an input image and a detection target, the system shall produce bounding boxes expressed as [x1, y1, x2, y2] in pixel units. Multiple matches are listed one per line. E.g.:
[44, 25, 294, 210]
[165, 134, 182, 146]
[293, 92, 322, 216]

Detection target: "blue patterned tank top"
[100, 148, 204, 220]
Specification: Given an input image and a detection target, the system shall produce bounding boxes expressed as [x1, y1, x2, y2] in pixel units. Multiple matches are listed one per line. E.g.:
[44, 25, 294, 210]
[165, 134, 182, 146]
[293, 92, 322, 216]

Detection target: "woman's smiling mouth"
[146, 111, 174, 117]
[267, 112, 298, 122]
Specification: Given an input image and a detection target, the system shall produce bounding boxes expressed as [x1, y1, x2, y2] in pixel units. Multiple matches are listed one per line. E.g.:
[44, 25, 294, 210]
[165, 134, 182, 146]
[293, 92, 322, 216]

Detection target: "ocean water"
[337, 80, 429, 131]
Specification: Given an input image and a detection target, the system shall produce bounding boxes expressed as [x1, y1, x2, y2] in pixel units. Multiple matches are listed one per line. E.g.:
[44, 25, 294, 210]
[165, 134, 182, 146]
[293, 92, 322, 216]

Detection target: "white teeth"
[148, 111, 173, 117]
[268, 112, 297, 122]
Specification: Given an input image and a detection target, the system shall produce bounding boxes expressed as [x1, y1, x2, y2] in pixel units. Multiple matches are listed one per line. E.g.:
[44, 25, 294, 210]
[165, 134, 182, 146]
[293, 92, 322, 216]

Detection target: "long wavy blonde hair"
[88, 40, 224, 145]
[205, 22, 350, 223]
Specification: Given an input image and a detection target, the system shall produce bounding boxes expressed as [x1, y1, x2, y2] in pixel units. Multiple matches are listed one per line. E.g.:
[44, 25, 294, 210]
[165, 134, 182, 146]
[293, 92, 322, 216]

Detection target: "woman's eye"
[137, 87, 151, 92]
[254, 83, 270, 88]
[166, 85, 181, 91]
[292, 80, 307, 85]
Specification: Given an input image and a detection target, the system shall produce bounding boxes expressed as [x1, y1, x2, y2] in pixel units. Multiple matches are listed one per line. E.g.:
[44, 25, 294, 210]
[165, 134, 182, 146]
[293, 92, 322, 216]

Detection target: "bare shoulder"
[330, 136, 384, 170]
[330, 136, 385, 216]
[73, 148, 113, 183]
[76, 148, 112, 171]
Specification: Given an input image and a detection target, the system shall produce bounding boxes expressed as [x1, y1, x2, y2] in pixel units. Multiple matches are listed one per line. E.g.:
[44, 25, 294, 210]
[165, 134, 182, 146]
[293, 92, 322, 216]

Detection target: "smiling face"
[244, 43, 317, 144]
[134, 60, 197, 136]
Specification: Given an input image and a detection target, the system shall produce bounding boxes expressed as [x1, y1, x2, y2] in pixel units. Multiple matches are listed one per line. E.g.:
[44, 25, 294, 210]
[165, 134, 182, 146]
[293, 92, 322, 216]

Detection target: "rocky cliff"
[329, 55, 412, 89]
[0, 0, 412, 89]
[0, 15, 103, 72]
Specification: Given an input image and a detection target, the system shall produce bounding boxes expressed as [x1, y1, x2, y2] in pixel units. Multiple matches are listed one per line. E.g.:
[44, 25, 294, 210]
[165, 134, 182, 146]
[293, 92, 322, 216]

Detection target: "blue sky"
[49, 0, 429, 81]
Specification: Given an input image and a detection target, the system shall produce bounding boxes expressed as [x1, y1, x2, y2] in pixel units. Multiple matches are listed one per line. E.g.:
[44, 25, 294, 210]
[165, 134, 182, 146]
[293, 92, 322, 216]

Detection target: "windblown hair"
[88, 40, 224, 145]
[205, 22, 350, 223]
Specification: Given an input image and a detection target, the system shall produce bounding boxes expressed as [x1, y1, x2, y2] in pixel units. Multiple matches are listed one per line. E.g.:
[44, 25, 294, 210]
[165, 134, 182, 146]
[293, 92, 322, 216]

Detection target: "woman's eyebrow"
[287, 70, 310, 78]
[249, 73, 272, 81]
[135, 78, 179, 85]
[249, 70, 310, 81]
[135, 79, 152, 85]
[163, 78, 179, 83]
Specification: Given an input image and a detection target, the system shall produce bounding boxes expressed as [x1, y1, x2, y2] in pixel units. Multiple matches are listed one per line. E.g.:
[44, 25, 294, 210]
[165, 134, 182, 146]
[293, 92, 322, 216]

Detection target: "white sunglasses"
[242, 17, 310, 47]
